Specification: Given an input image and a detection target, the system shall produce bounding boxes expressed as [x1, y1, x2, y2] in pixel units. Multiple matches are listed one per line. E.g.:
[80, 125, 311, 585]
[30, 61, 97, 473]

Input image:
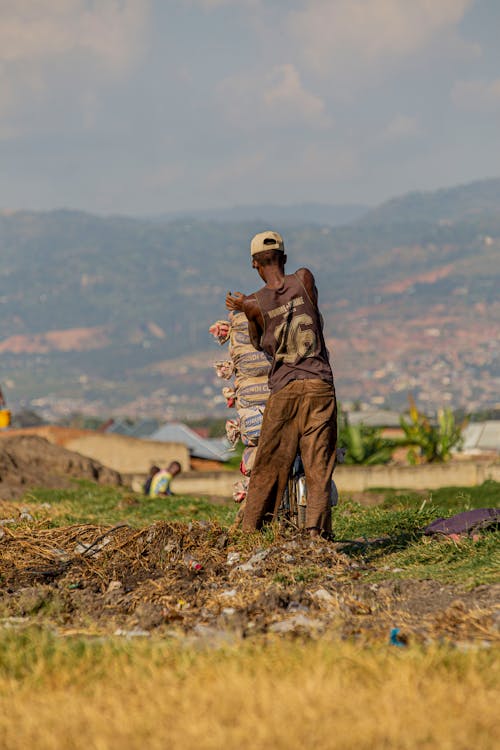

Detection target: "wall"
[333, 461, 500, 492]
[63, 433, 190, 475]
[167, 461, 500, 498]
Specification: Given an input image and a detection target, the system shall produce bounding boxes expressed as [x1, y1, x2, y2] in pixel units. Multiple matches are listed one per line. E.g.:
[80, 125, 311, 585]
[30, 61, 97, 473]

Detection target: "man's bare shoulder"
[295, 268, 317, 301]
[295, 267, 315, 283]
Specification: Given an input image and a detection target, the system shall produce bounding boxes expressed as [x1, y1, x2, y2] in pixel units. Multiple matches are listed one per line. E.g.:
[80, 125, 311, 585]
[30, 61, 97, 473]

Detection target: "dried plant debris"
[0, 519, 498, 645]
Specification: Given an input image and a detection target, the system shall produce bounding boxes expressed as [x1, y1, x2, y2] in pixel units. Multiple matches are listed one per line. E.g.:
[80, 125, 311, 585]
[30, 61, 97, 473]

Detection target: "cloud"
[383, 114, 421, 141]
[0, 1, 151, 73]
[218, 63, 331, 130]
[287, 0, 475, 78]
[0, 1, 151, 134]
[187, 0, 260, 8]
[191, 141, 360, 208]
[277, 142, 361, 187]
[205, 151, 266, 189]
[143, 163, 187, 191]
[451, 78, 500, 111]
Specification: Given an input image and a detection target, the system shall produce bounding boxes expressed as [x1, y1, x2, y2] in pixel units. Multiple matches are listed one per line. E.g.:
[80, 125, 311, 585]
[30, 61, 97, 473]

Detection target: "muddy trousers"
[242, 379, 337, 533]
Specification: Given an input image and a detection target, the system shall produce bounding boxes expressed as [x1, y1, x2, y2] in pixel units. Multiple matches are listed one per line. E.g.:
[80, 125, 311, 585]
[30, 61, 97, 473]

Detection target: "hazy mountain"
[0, 178, 498, 417]
[158, 203, 370, 227]
[359, 177, 500, 226]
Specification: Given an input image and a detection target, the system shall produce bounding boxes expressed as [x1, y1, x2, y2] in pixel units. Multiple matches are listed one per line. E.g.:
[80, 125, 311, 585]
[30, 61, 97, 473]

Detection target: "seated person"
[143, 465, 161, 496]
[148, 461, 182, 497]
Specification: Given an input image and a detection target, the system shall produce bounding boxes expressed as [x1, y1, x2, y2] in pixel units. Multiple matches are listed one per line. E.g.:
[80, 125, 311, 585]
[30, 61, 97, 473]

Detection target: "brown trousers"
[242, 379, 337, 532]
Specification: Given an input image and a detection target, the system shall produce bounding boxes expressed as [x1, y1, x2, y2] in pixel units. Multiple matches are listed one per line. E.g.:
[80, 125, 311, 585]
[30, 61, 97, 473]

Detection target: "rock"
[226, 552, 240, 566]
[191, 624, 235, 645]
[235, 548, 271, 573]
[107, 580, 123, 593]
[220, 589, 237, 599]
[310, 588, 338, 609]
[247, 549, 270, 566]
[269, 614, 324, 635]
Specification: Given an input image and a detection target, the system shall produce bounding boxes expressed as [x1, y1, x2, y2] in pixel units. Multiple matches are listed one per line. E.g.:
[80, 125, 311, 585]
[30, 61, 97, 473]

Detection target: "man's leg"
[241, 383, 300, 531]
[297, 380, 337, 534]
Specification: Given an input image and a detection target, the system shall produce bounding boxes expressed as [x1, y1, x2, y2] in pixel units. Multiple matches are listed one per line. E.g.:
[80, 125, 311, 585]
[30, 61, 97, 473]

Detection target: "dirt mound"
[0, 519, 497, 644]
[0, 435, 122, 499]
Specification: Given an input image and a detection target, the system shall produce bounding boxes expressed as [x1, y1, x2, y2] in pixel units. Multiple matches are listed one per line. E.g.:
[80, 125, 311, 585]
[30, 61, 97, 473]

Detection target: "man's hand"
[225, 291, 246, 311]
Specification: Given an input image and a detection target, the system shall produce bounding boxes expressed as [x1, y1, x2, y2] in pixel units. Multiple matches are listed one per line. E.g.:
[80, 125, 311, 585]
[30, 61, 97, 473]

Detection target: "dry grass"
[0, 633, 498, 750]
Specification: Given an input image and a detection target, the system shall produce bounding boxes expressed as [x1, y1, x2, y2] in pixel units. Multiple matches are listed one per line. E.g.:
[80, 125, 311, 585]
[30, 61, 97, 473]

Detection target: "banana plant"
[399, 395, 467, 463]
[338, 415, 395, 465]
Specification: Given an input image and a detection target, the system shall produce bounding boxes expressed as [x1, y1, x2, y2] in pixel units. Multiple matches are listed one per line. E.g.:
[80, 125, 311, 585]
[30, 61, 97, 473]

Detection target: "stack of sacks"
[229, 312, 271, 447]
[209, 311, 271, 504]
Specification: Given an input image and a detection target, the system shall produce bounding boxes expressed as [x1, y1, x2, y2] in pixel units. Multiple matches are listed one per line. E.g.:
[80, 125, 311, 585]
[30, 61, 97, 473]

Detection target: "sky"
[1, 0, 499, 215]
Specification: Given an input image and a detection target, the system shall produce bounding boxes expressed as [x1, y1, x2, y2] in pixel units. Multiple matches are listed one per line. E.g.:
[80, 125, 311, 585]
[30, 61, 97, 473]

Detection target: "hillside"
[159, 202, 369, 226]
[360, 178, 500, 226]
[0, 179, 499, 419]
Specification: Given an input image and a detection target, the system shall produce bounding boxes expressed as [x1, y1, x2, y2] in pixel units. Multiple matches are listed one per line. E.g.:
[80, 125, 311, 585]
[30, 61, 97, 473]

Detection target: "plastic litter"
[389, 627, 408, 647]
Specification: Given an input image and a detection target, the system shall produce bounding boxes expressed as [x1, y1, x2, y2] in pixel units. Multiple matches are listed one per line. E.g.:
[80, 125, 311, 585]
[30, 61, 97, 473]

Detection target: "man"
[226, 230, 337, 538]
[148, 461, 182, 497]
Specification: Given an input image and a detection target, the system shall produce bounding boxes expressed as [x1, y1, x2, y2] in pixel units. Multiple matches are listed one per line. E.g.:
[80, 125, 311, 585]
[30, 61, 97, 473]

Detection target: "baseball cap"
[250, 230, 284, 256]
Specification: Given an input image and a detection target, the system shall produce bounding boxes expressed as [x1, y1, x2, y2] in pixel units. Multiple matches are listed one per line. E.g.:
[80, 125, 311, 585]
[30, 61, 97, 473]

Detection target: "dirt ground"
[0, 519, 498, 645]
[0, 435, 122, 499]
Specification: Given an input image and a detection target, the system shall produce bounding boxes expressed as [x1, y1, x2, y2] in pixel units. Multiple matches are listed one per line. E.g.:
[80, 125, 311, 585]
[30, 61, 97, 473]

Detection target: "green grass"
[22, 481, 236, 527]
[375, 479, 500, 511]
[14, 479, 500, 588]
[335, 481, 499, 586]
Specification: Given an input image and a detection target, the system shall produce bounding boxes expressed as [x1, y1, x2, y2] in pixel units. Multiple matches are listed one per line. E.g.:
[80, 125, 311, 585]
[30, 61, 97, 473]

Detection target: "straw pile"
[1, 519, 498, 643]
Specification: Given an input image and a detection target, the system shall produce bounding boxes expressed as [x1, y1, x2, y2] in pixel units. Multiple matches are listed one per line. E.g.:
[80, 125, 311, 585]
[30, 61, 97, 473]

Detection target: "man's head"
[167, 460, 182, 477]
[250, 230, 286, 275]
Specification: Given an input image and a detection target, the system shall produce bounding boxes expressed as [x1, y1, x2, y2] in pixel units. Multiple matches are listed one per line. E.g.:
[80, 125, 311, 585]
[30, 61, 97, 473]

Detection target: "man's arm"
[243, 296, 264, 351]
[225, 291, 264, 350]
[296, 267, 318, 306]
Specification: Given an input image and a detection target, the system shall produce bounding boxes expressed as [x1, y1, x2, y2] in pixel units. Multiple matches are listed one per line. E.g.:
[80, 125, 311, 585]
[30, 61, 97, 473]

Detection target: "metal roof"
[148, 422, 233, 462]
[462, 421, 500, 452]
[105, 418, 161, 439]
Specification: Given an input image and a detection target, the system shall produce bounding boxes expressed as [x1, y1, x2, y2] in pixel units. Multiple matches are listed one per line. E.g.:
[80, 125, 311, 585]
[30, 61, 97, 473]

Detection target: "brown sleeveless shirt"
[254, 272, 333, 393]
